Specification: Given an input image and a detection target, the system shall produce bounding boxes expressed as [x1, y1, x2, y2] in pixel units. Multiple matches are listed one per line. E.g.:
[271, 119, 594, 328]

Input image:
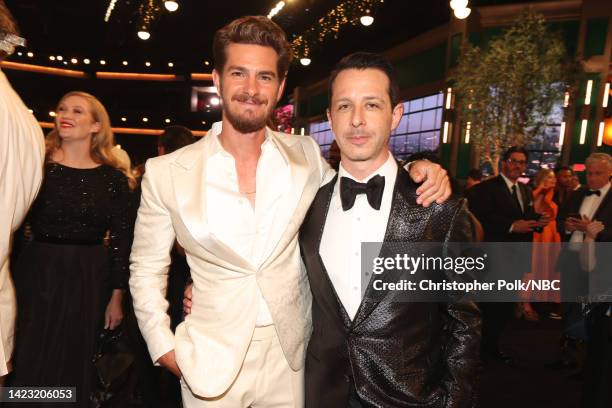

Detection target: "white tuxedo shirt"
[0, 68, 45, 376]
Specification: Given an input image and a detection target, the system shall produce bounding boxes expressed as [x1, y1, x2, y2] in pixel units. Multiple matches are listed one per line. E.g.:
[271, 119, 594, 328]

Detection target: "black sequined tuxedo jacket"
[299, 168, 481, 408]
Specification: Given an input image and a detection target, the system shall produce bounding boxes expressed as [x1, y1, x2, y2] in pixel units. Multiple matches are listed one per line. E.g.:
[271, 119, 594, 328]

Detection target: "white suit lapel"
[171, 136, 253, 271]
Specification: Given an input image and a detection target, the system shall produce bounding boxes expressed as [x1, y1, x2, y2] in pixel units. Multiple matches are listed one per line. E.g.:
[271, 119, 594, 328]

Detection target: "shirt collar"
[588, 182, 611, 197]
[500, 172, 519, 190]
[207, 120, 280, 161]
[338, 152, 398, 183]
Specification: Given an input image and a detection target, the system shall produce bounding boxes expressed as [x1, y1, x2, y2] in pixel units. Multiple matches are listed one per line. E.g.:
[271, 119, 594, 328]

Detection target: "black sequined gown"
[10, 163, 133, 407]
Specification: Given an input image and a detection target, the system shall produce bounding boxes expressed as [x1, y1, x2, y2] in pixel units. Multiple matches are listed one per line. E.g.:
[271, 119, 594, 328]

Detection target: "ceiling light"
[17, 52, 22, 56]
[449, 0, 468, 10]
[63, 61, 68, 65]
[210, 96, 220, 106]
[49, 56, 56, 61]
[49, 111, 56, 117]
[121, 117, 127, 122]
[165, 118, 171, 123]
[142, 117, 149, 123]
[56, 55, 63, 61]
[360, 11, 374, 26]
[168, 62, 174, 67]
[300, 57, 311, 66]
[84, 58, 91, 64]
[454, 7, 471, 19]
[145, 61, 151, 67]
[26, 51, 34, 58]
[164, 1, 179, 12]
[137, 30, 151, 40]
[71, 58, 78, 64]
[201, 120, 206, 125]
[100, 60, 106, 65]
[122, 60, 128, 66]
[204, 60, 210, 66]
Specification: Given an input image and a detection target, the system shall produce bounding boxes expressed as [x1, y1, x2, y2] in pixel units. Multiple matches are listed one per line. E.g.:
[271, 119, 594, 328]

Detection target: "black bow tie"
[340, 175, 385, 211]
[586, 189, 601, 197]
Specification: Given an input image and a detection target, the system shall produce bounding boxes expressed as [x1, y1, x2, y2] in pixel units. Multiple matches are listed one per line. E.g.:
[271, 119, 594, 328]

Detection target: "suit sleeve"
[440, 200, 482, 407]
[306, 135, 335, 185]
[129, 159, 177, 364]
[466, 182, 515, 238]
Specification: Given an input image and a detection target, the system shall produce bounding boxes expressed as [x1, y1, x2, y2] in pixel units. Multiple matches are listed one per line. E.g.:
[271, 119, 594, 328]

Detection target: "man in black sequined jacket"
[299, 53, 481, 408]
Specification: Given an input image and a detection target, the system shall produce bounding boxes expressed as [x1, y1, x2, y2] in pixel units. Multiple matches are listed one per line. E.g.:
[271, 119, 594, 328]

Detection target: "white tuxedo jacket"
[0, 69, 45, 376]
[129, 125, 331, 397]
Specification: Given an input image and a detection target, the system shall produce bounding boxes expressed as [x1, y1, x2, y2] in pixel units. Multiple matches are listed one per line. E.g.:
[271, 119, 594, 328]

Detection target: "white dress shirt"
[500, 172, 524, 212]
[206, 123, 291, 326]
[320, 153, 398, 320]
[570, 182, 611, 244]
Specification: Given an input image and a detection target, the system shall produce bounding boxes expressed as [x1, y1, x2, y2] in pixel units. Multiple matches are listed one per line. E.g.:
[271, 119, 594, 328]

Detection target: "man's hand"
[536, 214, 551, 227]
[104, 289, 124, 330]
[512, 220, 539, 233]
[408, 160, 451, 207]
[183, 283, 193, 316]
[585, 220, 604, 240]
[566, 215, 590, 232]
[157, 350, 181, 378]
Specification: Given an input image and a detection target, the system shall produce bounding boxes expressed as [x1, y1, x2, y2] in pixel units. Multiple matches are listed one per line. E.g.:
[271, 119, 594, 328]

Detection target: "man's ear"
[212, 69, 221, 96]
[391, 102, 404, 132]
[276, 75, 287, 103]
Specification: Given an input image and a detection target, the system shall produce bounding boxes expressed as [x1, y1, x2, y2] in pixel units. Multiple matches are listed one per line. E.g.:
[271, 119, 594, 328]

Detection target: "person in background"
[0, 0, 45, 385]
[519, 168, 561, 321]
[9, 91, 135, 407]
[328, 140, 340, 171]
[554, 166, 575, 206]
[466, 146, 549, 363]
[570, 174, 581, 192]
[466, 168, 483, 191]
[158, 125, 196, 156]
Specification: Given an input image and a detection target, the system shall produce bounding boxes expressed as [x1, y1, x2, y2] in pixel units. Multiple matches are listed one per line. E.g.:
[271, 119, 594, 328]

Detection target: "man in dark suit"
[299, 52, 480, 408]
[557, 152, 611, 407]
[466, 146, 548, 362]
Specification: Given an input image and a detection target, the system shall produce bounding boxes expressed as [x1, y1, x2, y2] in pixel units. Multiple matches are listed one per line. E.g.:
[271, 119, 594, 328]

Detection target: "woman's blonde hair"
[534, 168, 555, 187]
[45, 91, 136, 190]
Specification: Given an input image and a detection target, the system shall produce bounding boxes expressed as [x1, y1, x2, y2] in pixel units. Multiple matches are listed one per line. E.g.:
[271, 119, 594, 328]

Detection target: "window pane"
[421, 109, 437, 131]
[408, 112, 423, 133]
[409, 98, 423, 112]
[423, 94, 438, 110]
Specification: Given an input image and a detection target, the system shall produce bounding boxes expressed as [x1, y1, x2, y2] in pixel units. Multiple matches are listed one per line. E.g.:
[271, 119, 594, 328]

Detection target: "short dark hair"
[213, 16, 292, 82]
[502, 146, 529, 162]
[158, 125, 195, 154]
[467, 168, 483, 181]
[328, 52, 400, 108]
[555, 165, 573, 175]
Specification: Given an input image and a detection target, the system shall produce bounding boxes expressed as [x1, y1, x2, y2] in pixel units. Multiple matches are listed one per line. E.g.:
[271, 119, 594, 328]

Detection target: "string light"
[360, 10, 374, 26]
[138, 30, 151, 40]
[100, 60, 106, 65]
[83, 58, 90, 64]
[291, 0, 384, 64]
[165, 118, 171, 123]
[142, 117, 149, 123]
[56, 55, 63, 61]
[450, 0, 471, 20]
[121, 117, 127, 122]
[26, 51, 34, 58]
[122, 60, 128, 66]
[104, 0, 118, 22]
[268, 1, 286, 19]
[168, 62, 174, 67]
[145, 61, 151, 67]
[71, 58, 78, 64]
[164, 1, 179, 12]
[49, 56, 56, 61]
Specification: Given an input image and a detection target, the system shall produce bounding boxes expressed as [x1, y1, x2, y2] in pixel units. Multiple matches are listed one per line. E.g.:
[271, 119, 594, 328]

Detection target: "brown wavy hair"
[45, 91, 136, 190]
[213, 15, 292, 82]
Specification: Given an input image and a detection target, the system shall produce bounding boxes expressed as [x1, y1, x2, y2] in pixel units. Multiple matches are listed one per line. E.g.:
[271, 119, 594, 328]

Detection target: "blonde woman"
[520, 169, 562, 320]
[10, 92, 135, 407]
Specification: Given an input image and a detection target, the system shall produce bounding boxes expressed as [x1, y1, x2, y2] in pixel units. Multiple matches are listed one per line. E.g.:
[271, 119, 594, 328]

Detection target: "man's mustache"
[232, 93, 268, 105]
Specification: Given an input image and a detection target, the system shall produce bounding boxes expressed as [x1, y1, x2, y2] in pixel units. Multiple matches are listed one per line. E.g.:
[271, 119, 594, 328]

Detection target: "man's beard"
[225, 92, 273, 134]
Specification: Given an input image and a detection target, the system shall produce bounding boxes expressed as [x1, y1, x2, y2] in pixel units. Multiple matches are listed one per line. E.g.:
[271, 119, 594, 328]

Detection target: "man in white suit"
[0, 0, 45, 383]
[130, 16, 450, 407]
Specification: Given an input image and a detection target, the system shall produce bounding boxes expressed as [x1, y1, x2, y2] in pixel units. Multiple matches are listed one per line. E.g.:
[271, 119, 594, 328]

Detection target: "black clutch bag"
[90, 329, 135, 407]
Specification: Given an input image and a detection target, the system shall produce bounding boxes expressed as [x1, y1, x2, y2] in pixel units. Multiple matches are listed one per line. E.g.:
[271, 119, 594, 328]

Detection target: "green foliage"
[452, 9, 573, 170]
